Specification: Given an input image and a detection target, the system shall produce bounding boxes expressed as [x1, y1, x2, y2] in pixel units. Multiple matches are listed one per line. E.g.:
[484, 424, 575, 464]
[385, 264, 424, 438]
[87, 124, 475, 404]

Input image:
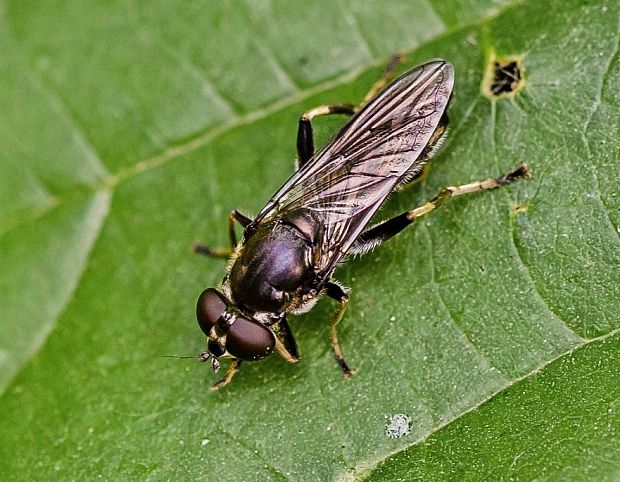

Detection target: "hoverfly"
[194, 57, 529, 390]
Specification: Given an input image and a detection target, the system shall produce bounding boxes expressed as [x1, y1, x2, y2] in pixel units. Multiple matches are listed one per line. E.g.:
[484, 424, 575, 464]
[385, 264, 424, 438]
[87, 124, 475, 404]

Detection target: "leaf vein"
[24, 62, 110, 181]
[338, 0, 376, 60]
[490, 93, 583, 341]
[218, 427, 294, 482]
[422, 217, 506, 379]
[148, 27, 241, 118]
[421, 0, 446, 27]
[252, 38, 302, 94]
[508, 214, 584, 340]
[582, 26, 620, 242]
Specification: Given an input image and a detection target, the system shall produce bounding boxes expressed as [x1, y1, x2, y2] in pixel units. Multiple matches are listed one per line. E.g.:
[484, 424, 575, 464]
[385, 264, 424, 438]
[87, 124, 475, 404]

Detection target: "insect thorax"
[228, 220, 315, 314]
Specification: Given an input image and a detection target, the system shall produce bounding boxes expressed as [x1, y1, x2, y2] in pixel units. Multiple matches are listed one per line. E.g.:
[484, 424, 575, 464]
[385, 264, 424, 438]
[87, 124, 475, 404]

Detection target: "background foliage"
[0, 0, 618, 480]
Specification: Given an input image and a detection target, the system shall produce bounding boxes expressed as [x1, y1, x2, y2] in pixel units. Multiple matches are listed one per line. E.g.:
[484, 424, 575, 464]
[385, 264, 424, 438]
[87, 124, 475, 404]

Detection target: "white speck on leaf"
[385, 413, 412, 438]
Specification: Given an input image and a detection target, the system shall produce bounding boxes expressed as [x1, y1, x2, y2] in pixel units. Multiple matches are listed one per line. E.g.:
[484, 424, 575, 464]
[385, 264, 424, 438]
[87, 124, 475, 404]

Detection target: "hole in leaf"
[483, 55, 525, 98]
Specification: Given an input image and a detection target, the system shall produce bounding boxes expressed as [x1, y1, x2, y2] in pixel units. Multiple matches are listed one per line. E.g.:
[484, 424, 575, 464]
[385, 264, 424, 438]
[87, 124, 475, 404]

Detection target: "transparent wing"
[252, 60, 454, 274]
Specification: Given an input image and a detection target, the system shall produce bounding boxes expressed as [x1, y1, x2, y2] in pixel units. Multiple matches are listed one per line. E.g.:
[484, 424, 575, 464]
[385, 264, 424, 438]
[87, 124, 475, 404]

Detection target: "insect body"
[195, 58, 529, 389]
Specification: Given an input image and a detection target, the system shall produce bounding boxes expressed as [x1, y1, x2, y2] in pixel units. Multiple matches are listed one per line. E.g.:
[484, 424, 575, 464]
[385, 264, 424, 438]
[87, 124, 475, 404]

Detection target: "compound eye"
[196, 288, 227, 336]
[226, 317, 275, 361]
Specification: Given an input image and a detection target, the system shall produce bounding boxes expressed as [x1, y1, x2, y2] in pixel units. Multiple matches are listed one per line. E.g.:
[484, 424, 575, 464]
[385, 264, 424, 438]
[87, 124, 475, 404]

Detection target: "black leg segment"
[296, 104, 356, 168]
[351, 211, 413, 255]
[194, 209, 252, 258]
[295, 55, 406, 168]
[325, 281, 348, 302]
[296, 118, 314, 167]
[273, 317, 301, 364]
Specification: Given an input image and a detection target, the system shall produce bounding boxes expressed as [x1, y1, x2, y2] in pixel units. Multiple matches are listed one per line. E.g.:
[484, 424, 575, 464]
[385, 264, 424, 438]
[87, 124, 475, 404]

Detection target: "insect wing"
[254, 60, 454, 273]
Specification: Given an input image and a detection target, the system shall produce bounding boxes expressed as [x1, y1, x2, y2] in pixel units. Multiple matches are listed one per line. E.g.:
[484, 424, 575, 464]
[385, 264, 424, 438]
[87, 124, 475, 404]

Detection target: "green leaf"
[1, 0, 618, 480]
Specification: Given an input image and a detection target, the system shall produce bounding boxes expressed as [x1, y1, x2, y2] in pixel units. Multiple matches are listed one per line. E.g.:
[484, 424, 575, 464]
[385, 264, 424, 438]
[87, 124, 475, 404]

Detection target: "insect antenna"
[161, 355, 200, 360]
[161, 352, 219, 371]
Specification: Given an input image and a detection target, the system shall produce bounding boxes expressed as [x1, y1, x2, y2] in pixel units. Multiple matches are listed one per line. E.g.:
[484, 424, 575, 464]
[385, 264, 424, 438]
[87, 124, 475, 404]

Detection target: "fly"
[193, 57, 530, 390]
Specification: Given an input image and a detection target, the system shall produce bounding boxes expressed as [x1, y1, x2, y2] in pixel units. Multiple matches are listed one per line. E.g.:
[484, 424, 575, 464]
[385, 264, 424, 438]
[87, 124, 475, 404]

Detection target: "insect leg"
[360, 53, 406, 106]
[194, 209, 252, 258]
[352, 163, 531, 254]
[296, 54, 405, 167]
[210, 359, 242, 391]
[325, 282, 353, 378]
[273, 317, 301, 364]
[297, 104, 356, 167]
